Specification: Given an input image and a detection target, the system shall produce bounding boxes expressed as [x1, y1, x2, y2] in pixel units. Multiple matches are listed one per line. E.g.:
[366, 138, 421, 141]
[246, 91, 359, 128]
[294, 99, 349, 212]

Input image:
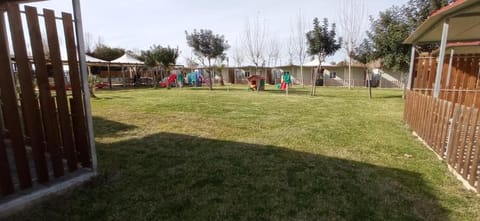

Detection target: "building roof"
[404, 0, 480, 44]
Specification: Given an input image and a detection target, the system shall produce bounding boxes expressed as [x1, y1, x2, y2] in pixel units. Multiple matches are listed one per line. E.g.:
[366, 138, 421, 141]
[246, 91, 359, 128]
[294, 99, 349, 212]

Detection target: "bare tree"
[243, 14, 267, 92]
[232, 40, 245, 67]
[338, 0, 366, 89]
[84, 32, 94, 54]
[290, 11, 308, 87]
[266, 38, 281, 67]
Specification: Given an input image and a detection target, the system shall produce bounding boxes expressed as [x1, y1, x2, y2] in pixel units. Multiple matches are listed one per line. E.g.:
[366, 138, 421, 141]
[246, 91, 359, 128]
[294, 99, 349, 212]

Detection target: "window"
[245, 71, 250, 77]
[330, 72, 336, 79]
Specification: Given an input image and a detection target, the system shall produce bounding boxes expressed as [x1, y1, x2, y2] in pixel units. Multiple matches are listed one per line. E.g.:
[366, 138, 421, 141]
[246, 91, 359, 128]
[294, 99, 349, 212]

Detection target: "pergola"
[404, 0, 480, 98]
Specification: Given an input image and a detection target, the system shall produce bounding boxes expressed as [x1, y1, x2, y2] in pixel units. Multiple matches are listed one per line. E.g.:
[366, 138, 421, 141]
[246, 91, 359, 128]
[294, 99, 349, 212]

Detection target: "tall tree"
[367, 0, 453, 72]
[352, 39, 375, 99]
[338, 0, 366, 89]
[90, 44, 124, 61]
[140, 45, 180, 88]
[291, 11, 308, 87]
[185, 29, 230, 90]
[306, 17, 342, 96]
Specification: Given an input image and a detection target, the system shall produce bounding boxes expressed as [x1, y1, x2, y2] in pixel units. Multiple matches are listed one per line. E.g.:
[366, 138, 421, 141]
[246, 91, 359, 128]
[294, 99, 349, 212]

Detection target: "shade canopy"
[404, 0, 480, 44]
[85, 55, 108, 64]
[111, 53, 144, 65]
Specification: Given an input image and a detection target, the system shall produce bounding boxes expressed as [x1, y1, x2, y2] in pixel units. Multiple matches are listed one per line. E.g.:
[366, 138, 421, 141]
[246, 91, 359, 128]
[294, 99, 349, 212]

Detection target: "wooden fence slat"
[440, 101, 453, 157]
[25, 6, 64, 178]
[7, 3, 50, 183]
[434, 99, 441, 150]
[0, 132, 14, 195]
[454, 107, 472, 173]
[0, 8, 32, 189]
[461, 108, 479, 179]
[451, 106, 467, 167]
[435, 100, 447, 154]
[447, 105, 462, 163]
[468, 114, 480, 187]
[62, 12, 91, 167]
[44, 9, 78, 172]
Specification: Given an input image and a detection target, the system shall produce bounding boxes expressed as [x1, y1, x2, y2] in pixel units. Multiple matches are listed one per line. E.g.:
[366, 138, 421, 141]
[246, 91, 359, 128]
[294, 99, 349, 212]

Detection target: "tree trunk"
[300, 64, 304, 88]
[367, 69, 372, 99]
[348, 55, 352, 89]
[108, 63, 112, 89]
[219, 73, 225, 86]
[311, 69, 317, 96]
[87, 66, 96, 98]
[208, 60, 213, 90]
[256, 65, 260, 93]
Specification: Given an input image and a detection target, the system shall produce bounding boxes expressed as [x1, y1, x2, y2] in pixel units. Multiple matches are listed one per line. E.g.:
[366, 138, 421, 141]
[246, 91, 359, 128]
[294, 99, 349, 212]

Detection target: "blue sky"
[26, 0, 408, 65]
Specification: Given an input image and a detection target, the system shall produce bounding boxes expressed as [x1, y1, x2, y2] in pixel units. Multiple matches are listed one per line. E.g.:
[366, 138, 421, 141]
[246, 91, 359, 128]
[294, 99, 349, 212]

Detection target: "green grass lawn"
[11, 86, 480, 220]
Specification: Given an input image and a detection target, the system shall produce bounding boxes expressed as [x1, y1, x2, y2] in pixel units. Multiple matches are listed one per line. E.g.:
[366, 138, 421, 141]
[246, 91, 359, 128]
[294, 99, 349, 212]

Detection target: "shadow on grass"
[92, 116, 137, 138]
[11, 132, 450, 221]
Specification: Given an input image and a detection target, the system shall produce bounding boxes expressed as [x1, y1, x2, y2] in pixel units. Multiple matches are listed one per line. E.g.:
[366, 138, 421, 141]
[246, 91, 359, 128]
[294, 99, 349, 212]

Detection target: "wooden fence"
[412, 55, 480, 108]
[0, 4, 92, 197]
[404, 91, 480, 192]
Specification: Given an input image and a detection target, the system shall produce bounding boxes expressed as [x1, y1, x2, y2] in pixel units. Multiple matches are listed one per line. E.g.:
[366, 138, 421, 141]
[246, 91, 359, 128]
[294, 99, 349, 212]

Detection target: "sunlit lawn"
[12, 85, 480, 220]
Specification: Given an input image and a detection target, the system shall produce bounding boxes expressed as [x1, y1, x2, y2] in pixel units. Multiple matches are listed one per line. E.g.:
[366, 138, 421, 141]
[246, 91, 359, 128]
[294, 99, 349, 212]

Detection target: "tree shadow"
[11, 132, 450, 220]
[92, 116, 137, 138]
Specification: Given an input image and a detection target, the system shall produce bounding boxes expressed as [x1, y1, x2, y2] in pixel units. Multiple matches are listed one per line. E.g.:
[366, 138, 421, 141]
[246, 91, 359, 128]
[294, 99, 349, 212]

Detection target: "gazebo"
[111, 53, 144, 87]
[0, 0, 97, 215]
[403, 0, 480, 193]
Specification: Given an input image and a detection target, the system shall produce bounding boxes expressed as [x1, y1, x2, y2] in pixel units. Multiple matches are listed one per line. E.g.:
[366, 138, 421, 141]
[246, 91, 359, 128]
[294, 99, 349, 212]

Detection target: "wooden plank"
[461, 108, 479, 179]
[429, 58, 438, 96]
[449, 57, 460, 103]
[0, 8, 32, 189]
[440, 101, 453, 157]
[25, 6, 64, 178]
[454, 107, 472, 174]
[446, 105, 462, 164]
[0, 131, 14, 195]
[7, 3, 49, 183]
[44, 9, 78, 172]
[436, 100, 447, 153]
[438, 59, 448, 98]
[432, 99, 442, 152]
[62, 12, 91, 167]
[426, 98, 435, 146]
[468, 115, 480, 186]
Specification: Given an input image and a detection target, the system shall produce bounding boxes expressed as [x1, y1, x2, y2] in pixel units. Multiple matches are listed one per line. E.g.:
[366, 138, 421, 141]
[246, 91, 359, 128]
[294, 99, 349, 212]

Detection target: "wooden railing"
[404, 91, 480, 192]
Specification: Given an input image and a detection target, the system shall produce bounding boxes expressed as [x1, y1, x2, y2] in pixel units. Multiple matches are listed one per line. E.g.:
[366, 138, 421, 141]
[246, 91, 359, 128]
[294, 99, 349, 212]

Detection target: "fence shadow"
[92, 116, 137, 138]
[9, 132, 450, 220]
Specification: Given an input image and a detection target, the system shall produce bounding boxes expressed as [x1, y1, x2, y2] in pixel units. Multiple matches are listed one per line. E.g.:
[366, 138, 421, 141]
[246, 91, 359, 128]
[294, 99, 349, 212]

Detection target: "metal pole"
[434, 19, 449, 98]
[407, 44, 416, 90]
[72, 0, 97, 172]
[446, 49, 455, 88]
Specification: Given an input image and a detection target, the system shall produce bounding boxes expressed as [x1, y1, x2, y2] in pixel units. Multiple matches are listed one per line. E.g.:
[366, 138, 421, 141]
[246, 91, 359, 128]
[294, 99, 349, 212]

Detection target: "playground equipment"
[247, 75, 265, 91]
[160, 74, 177, 88]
